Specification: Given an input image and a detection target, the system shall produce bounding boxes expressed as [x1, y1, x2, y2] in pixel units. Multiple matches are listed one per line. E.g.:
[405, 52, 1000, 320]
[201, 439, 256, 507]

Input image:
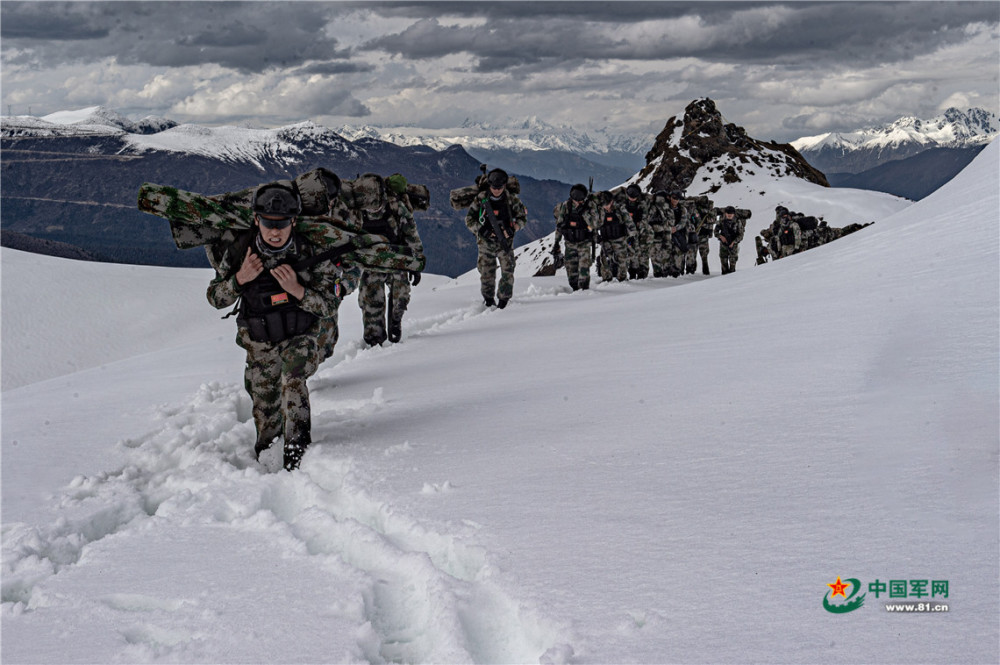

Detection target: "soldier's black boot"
[702, 261, 710, 275]
[483, 295, 495, 307]
[284, 435, 311, 471]
[254, 438, 274, 461]
[364, 331, 387, 346]
[387, 315, 402, 343]
[497, 298, 509, 309]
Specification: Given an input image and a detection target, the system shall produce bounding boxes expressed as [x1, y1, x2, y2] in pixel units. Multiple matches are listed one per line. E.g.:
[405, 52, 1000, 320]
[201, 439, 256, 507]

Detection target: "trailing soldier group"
[755, 205, 874, 265]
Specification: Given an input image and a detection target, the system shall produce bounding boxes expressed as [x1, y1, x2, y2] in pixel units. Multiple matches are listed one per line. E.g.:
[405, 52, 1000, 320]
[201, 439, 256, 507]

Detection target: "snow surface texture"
[2, 143, 998, 663]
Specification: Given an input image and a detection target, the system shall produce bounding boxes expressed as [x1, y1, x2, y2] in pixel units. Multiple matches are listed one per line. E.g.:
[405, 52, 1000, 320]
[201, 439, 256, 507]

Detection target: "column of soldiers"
[756, 205, 873, 264]
[548, 183, 749, 288]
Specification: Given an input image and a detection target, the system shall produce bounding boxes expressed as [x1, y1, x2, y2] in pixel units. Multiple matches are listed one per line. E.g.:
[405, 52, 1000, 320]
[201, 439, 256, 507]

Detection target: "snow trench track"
[2, 300, 577, 664]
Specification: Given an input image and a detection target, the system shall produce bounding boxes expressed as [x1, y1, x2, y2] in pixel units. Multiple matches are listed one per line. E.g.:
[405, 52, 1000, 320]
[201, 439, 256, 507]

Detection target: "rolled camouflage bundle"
[136, 182, 425, 273]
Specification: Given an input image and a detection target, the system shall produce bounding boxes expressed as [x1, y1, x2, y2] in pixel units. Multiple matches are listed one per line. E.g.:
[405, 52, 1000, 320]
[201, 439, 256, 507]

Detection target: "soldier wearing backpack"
[350, 173, 424, 345]
[714, 205, 749, 274]
[206, 182, 360, 471]
[596, 190, 637, 282]
[620, 184, 654, 279]
[464, 168, 527, 308]
[552, 183, 600, 290]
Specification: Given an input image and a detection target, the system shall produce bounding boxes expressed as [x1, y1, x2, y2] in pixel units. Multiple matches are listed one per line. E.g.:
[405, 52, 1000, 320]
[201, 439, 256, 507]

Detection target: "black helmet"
[598, 190, 614, 205]
[569, 183, 588, 202]
[724, 205, 736, 214]
[625, 184, 642, 199]
[487, 168, 508, 189]
[253, 183, 301, 227]
[775, 205, 788, 214]
[669, 189, 684, 199]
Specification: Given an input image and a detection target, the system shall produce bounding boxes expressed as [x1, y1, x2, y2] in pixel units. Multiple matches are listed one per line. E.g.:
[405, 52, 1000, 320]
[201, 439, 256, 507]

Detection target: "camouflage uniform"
[714, 210, 748, 274]
[686, 197, 716, 275]
[621, 193, 654, 279]
[465, 189, 528, 306]
[664, 199, 693, 277]
[645, 193, 674, 277]
[553, 197, 600, 290]
[355, 198, 424, 345]
[775, 217, 802, 258]
[597, 201, 638, 282]
[207, 230, 359, 470]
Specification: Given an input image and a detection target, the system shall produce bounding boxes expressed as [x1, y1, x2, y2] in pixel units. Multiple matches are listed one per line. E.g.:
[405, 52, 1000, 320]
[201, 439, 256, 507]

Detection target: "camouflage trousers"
[599, 238, 630, 281]
[629, 240, 650, 279]
[563, 239, 592, 289]
[237, 327, 320, 454]
[315, 315, 339, 363]
[695, 233, 712, 272]
[651, 237, 684, 277]
[719, 242, 741, 274]
[476, 238, 516, 302]
[358, 270, 410, 342]
[778, 243, 798, 259]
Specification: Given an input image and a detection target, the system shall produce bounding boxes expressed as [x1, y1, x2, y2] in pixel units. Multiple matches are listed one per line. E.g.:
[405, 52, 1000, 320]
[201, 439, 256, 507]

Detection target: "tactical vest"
[236, 237, 318, 344]
[626, 201, 644, 226]
[479, 196, 514, 241]
[718, 220, 740, 243]
[600, 211, 626, 241]
[779, 225, 797, 246]
[362, 207, 398, 243]
[561, 205, 592, 243]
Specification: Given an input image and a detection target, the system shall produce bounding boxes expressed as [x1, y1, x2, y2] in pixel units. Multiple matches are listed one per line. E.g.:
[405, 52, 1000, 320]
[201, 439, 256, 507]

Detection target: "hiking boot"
[284, 437, 310, 471]
[254, 438, 274, 461]
[483, 295, 495, 307]
[702, 263, 710, 275]
[387, 316, 402, 343]
[497, 298, 509, 309]
[364, 331, 387, 346]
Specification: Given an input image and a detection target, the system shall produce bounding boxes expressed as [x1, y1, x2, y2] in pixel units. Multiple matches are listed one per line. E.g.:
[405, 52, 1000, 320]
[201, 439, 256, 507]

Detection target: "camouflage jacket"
[619, 195, 655, 248]
[596, 204, 638, 243]
[206, 230, 360, 321]
[714, 215, 747, 246]
[353, 199, 425, 263]
[552, 198, 600, 246]
[465, 190, 528, 240]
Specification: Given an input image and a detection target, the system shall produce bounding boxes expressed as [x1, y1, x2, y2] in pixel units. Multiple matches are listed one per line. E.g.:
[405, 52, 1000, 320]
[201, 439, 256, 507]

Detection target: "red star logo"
[827, 577, 850, 598]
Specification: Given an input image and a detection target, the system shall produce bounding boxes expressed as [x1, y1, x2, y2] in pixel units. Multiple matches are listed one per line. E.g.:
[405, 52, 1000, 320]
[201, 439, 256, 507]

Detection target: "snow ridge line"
[1, 381, 571, 663]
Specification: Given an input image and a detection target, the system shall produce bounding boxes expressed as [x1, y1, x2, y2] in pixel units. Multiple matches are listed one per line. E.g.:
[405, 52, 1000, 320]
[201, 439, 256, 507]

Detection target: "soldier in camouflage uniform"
[465, 168, 528, 308]
[644, 190, 673, 277]
[774, 209, 802, 258]
[620, 184, 654, 279]
[552, 184, 599, 290]
[686, 196, 716, 275]
[596, 191, 637, 282]
[714, 205, 748, 274]
[206, 183, 360, 471]
[351, 174, 424, 345]
[664, 190, 692, 277]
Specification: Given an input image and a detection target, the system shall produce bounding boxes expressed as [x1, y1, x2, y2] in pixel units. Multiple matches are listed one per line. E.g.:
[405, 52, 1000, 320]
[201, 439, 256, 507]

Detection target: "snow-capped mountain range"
[791, 107, 998, 174]
[336, 116, 653, 157]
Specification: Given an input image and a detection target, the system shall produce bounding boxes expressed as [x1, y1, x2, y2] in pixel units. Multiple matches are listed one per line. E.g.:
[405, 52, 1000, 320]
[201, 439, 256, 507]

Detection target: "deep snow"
[1, 143, 997, 664]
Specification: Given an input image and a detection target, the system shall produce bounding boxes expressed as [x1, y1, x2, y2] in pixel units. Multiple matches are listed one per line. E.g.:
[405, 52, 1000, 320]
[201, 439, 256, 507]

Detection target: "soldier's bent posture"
[352, 173, 424, 345]
[207, 183, 359, 471]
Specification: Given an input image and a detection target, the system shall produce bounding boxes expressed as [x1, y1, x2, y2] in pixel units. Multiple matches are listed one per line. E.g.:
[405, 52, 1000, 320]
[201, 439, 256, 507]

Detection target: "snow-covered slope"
[2, 140, 996, 663]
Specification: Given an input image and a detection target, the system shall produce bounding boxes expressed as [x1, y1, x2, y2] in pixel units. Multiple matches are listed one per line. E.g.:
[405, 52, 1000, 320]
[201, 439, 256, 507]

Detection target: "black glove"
[409, 271, 421, 286]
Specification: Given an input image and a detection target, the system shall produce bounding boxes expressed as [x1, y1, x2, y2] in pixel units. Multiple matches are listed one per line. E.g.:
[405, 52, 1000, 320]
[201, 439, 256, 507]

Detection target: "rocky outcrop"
[636, 98, 829, 194]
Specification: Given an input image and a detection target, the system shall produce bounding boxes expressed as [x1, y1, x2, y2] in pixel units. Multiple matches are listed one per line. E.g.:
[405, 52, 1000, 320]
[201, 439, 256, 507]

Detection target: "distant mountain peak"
[633, 97, 828, 195]
[791, 107, 998, 174]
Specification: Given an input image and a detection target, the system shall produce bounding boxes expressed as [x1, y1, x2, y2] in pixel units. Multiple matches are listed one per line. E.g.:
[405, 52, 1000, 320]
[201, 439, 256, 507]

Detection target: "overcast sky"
[2, 1, 998, 141]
